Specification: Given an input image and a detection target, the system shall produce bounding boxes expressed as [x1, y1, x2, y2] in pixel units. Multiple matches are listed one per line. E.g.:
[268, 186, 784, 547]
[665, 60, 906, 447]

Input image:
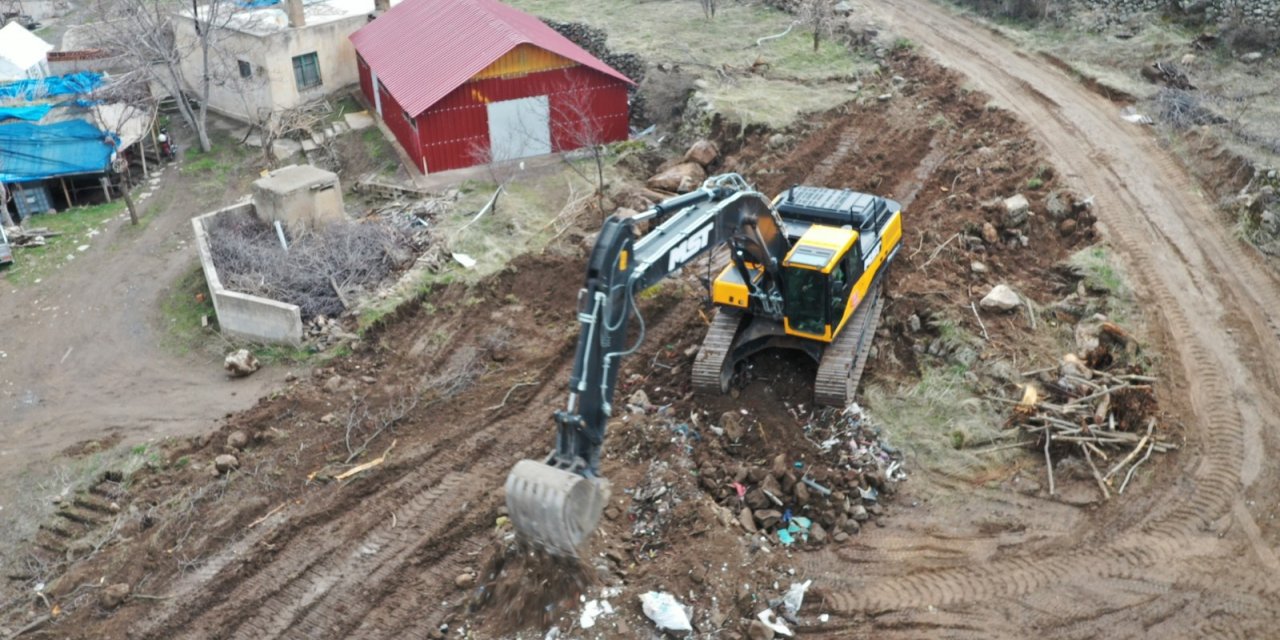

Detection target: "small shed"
[0, 23, 53, 81]
[350, 0, 632, 174]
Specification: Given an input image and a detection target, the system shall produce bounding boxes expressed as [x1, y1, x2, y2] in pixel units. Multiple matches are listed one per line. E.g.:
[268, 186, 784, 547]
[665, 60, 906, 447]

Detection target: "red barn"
[350, 0, 633, 174]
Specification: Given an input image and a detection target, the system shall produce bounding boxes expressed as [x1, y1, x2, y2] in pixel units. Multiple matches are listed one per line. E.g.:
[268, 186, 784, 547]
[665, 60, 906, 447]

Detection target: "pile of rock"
[700, 408, 904, 547]
[646, 140, 721, 194]
[305, 315, 359, 348]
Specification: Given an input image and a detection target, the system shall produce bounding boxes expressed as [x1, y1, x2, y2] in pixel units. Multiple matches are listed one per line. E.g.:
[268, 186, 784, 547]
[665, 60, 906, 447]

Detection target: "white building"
[173, 0, 398, 123]
[0, 22, 54, 81]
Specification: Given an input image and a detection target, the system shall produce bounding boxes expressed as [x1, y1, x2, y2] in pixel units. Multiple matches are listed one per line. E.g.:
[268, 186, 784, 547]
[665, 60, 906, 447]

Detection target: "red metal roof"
[350, 0, 633, 117]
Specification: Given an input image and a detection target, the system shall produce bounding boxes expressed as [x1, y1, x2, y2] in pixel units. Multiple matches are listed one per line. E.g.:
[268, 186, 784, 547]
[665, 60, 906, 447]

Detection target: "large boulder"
[683, 140, 719, 167]
[223, 349, 260, 378]
[980, 284, 1022, 312]
[647, 162, 707, 193]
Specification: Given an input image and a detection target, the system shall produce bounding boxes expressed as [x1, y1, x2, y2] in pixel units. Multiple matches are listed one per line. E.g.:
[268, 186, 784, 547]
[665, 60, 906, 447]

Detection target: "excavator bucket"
[504, 460, 609, 557]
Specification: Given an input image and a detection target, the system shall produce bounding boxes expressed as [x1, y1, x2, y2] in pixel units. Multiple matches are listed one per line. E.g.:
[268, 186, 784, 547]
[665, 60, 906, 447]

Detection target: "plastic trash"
[452, 252, 477, 268]
[580, 599, 614, 629]
[640, 591, 693, 632]
[791, 516, 812, 530]
[757, 609, 794, 637]
[777, 529, 796, 546]
[781, 580, 812, 618]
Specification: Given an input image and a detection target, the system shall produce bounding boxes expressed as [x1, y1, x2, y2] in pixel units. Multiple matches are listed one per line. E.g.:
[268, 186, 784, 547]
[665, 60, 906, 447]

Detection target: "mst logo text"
[667, 224, 714, 271]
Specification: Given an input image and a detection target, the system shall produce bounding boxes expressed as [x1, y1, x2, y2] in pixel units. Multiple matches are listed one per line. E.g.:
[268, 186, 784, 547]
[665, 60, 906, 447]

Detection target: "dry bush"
[207, 210, 412, 319]
[1155, 88, 1225, 129]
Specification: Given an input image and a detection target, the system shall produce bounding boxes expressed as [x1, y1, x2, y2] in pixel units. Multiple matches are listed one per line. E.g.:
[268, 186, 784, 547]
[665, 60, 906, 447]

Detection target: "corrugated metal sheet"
[417, 65, 628, 173]
[349, 0, 633, 117]
[472, 44, 575, 81]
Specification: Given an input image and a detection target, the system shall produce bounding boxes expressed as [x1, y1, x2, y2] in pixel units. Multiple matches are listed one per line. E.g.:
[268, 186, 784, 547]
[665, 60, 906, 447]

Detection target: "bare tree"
[697, 0, 717, 19]
[798, 0, 836, 52]
[87, 0, 242, 153]
[86, 78, 155, 225]
[554, 83, 612, 214]
[0, 181, 15, 228]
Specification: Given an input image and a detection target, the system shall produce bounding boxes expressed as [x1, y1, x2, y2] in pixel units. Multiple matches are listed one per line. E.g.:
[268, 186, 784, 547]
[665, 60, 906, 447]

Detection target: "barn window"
[292, 52, 322, 90]
[237, 60, 252, 78]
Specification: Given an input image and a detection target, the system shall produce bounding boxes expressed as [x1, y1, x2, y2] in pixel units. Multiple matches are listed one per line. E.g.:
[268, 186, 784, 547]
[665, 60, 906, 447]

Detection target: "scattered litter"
[640, 591, 693, 632]
[756, 609, 794, 637]
[452, 252, 477, 269]
[782, 580, 812, 618]
[1120, 107, 1153, 125]
[819, 613, 830, 623]
[777, 529, 796, 546]
[579, 599, 614, 629]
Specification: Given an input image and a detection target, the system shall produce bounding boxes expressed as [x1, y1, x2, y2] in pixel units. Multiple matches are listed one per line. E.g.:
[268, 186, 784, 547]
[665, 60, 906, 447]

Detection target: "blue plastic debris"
[791, 516, 812, 530]
[777, 529, 796, 546]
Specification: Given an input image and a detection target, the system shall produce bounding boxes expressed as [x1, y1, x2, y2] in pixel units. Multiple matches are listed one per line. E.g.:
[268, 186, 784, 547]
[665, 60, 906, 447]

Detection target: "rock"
[780, 471, 797, 494]
[323, 375, 346, 394]
[1004, 194, 1030, 227]
[970, 260, 988, 274]
[628, 388, 652, 410]
[1261, 210, 1280, 236]
[721, 411, 744, 441]
[226, 431, 249, 451]
[1180, 53, 1197, 66]
[810, 522, 828, 544]
[761, 474, 783, 499]
[647, 162, 707, 193]
[683, 140, 719, 167]
[1046, 190, 1071, 219]
[833, 531, 850, 542]
[980, 284, 1022, 312]
[745, 489, 770, 511]
[739, 507, 758, 532]
[214, 454, 240, 474]
[748, 619, 776, 640]
[1074, 313, 1109, 353]
[320, 413, 336, 424]
[454, 572, 475, 590]
[981, 222, 999, 244]
[907, 313, 922, 332]
[877, 93, 893, 101]
[604, 506, 621, 521]
[99, 583, 131, 609]
[754, 509, 783, 529]
[223, 349, 260, 377]
[770, 453, 788, 479]
[1241, 52, 1264, 63]
[793, 481, 810, 506]
[1059, 218, 1078, 236]
[851, 504, 870, 522]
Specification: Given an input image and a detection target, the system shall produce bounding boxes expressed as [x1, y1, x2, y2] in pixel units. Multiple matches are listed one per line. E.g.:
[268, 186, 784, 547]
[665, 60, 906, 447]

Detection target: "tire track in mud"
[814, 0, 1280, 624]
[136, 293, 701, 639]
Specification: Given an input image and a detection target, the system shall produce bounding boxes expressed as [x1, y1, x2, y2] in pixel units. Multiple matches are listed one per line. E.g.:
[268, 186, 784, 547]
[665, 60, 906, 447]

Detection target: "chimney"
[286, 0, 306, 27]
[373, 0, 389, 14]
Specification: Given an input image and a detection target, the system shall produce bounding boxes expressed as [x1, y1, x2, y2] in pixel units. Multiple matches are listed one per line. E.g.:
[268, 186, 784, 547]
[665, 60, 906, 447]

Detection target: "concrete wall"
[193, 204, 303, 345]
[174, 14, 365, 122]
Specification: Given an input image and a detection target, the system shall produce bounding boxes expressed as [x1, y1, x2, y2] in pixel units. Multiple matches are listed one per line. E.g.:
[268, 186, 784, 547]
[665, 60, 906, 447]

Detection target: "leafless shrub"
[1155, 88, 1224, 129]
[207, 210, 413, 319]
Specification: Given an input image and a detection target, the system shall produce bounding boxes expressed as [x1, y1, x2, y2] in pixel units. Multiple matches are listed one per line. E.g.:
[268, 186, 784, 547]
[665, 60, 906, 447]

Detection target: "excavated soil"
[4, 18, 1278, 637]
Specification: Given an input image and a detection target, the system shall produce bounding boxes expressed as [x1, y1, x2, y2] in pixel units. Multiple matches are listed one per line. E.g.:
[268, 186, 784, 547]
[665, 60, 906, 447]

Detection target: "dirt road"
[805, 1, 1280, 634]
[0, 165, 283, 514]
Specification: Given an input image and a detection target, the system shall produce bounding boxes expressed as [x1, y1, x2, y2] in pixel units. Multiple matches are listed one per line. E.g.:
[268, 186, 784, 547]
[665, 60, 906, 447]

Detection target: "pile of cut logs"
[5, 226, 60, 248]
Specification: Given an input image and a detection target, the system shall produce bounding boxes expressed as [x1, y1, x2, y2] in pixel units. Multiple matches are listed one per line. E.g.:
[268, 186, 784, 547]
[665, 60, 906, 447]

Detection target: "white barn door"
[486, 96, 551, 162]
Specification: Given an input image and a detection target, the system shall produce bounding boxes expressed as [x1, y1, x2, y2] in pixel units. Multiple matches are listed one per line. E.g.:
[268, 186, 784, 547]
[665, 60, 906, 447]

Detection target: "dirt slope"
[805, 1, 1280, 635]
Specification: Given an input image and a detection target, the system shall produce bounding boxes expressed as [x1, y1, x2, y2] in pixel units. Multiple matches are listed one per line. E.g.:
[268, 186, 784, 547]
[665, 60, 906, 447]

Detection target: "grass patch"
[1068, 244, 1136, 323]
[865, 365, 1011, 478]
[159, 265, 219, 357]
[506, 0, 874, 127]
[1, 201, 126, 287]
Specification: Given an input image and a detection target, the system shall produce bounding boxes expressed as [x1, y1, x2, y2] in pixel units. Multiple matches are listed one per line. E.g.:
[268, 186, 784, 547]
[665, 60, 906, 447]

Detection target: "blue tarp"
[0, 72, 104, 102]
[0, 104, 53, 121]
[0, 119, 118, 182]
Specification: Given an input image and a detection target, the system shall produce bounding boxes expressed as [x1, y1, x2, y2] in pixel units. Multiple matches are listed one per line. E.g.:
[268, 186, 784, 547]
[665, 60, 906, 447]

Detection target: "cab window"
[784, 268, 826, 335]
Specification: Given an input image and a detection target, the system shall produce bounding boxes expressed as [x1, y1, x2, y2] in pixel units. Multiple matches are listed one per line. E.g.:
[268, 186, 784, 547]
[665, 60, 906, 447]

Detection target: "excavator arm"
[505, 174, 789, 556]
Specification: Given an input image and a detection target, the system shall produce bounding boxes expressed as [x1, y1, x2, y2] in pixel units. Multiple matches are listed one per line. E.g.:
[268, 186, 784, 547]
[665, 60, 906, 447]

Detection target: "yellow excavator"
[505, 174, 902, 556]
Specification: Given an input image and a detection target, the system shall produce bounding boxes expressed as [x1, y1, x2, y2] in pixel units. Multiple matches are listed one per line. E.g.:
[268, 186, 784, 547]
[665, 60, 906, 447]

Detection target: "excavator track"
[814, 284, 884, 407]
[692, 309, 742, 394]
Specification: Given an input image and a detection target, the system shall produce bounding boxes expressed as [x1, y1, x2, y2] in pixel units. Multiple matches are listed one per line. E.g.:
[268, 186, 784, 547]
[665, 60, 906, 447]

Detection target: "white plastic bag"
[640, 591, 693, 632]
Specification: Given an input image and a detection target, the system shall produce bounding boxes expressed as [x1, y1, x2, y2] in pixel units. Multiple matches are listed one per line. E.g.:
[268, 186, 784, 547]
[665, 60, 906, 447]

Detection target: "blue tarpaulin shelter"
[0, 119, 118, 182]
[0, 71, 104, 102]
[0, 104, 53, 121]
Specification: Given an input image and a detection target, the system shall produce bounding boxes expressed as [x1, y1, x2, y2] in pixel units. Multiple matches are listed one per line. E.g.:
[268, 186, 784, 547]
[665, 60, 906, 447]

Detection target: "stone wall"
[1073, 0, 1278, 30]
